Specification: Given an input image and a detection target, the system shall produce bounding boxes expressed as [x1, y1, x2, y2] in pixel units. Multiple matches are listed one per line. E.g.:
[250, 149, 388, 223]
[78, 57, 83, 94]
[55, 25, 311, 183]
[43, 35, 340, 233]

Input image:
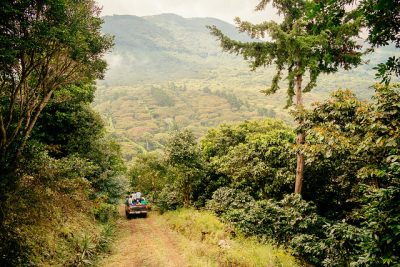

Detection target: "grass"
[160, 208, 299, 267]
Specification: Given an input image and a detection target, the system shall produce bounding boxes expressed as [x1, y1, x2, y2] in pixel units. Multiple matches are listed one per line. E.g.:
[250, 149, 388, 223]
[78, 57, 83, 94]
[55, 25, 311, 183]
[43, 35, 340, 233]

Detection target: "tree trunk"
[15, 91, 54, 159]
[295, 74, 305, 194]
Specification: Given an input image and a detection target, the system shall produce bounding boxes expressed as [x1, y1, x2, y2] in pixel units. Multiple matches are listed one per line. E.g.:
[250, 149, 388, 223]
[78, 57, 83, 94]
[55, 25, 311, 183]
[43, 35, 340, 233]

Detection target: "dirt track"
[98, 209, 188, 267]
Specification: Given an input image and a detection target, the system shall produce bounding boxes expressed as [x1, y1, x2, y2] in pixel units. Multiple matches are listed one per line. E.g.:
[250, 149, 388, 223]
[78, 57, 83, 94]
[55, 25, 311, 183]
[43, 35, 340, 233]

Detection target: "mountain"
[100, 14, 253, 85]
[95, 14, 397, 160]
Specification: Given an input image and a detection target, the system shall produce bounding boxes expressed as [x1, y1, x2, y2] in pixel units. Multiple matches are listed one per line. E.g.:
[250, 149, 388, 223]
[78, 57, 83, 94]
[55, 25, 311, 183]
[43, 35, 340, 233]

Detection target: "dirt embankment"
[98, 211, 188, 267]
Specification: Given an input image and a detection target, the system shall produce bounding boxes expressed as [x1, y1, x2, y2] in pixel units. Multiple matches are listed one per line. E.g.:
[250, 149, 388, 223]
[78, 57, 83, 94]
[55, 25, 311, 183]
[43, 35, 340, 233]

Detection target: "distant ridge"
[100, 14, 252, 85]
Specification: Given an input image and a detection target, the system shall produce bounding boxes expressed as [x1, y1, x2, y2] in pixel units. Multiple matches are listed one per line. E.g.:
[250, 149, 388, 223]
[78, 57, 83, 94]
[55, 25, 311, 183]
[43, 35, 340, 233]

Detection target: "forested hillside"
[95, 14, 397, 160]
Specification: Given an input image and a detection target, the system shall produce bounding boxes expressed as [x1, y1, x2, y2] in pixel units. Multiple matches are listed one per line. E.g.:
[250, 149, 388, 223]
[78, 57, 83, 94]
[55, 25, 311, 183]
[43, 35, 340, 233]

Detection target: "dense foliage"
[0, 1, 125, 265]
[361, 0, 400, 83]
[0, 0, 113, 176]
[202, 119, 295, 199]
[129, 119, 295, 208]
[1, 0, 397, 265]
[130, 84, 399, 266]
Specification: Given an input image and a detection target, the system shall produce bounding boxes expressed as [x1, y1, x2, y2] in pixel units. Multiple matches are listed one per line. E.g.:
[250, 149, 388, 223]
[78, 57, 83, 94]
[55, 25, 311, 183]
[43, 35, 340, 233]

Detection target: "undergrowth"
[162, 208, 298, 267]
[0, 171, 118, 266]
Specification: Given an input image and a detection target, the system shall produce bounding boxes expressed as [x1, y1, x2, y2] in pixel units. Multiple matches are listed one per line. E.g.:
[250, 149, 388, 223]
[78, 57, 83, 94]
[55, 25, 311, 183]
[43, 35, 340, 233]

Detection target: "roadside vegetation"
[162, 208, 298, 267]
[0, 1, 126, 265]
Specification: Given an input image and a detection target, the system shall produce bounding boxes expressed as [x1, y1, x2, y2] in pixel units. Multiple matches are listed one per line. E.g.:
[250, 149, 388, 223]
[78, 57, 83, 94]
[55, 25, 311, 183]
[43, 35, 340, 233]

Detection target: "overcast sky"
[95, 0, 280, 24]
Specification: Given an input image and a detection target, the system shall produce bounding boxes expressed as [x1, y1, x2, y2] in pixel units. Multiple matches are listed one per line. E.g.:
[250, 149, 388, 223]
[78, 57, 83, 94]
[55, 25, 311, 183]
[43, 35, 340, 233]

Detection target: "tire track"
[98, 212, 188, 267]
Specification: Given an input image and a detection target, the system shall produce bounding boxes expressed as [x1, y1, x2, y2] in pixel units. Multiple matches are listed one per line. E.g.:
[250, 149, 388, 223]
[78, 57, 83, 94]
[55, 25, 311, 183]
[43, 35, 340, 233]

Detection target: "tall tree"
[0, 0, 112, 174]
[209, 0, 363, 194]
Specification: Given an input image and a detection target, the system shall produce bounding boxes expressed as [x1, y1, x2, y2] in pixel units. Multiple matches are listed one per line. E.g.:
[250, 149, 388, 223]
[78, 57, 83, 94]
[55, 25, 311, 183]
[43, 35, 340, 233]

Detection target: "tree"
[29, 81, 127, 203]
[360, 0, 400, 83]
[201, 119, 295, 199]
[217, 130, 295, 199]
[208, 0, 363, 194]
[0, 0, 112, 173]
[129, 152, 168, 195]
[298, 90, 371, 216]
[85, 137, 127, 203]
[201, 119, 287, 158]
[32, 83, 103, 157]
[164, 129, 205, 205]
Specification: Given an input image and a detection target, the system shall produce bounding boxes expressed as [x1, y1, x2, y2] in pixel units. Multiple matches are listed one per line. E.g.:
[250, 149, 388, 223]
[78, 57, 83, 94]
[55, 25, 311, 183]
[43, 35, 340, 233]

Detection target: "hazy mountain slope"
[101, 14, 252, 85]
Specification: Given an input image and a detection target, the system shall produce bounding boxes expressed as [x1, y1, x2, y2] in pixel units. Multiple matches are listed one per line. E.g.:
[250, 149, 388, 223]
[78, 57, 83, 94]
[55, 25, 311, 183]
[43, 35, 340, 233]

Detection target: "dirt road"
[98, 211, 188, 267]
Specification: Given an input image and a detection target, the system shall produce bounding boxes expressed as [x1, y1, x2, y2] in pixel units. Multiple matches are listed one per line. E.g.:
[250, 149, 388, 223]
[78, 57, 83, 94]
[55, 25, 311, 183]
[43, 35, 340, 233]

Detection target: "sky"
[95, 0, 280, 24]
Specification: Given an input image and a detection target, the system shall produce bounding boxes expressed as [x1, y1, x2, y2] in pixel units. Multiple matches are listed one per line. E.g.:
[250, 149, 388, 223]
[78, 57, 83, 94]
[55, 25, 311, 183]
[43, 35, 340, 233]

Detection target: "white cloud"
[95, 0, 280, 24]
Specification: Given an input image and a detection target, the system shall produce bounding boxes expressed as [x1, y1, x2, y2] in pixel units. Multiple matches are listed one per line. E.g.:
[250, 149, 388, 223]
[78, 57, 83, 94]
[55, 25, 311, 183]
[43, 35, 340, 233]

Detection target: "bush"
[218, 193, 374, 266]
[93, 203, 118, 223]
[321, 222, 365, 266]
[155, 184, 184, 213]
[222, 194, 326, 244]
[206, 187, 254, 215]
[289, 234, 328, 266]
[354, 186, 400, 266]
[98, 223, 115, 253]
[289, 222, 367, 267]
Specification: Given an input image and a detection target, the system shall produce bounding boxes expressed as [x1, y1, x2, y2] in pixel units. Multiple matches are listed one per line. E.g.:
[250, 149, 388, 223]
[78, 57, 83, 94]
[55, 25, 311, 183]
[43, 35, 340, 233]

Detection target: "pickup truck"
[125, 198, 149, 219]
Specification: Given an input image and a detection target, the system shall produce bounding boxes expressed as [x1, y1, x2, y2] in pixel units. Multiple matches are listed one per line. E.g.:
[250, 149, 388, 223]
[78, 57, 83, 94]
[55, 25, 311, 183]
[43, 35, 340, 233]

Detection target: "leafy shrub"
[155, 184, 184, 213]
[73, 234, 97, 266]
[223, 194, 326, 244]
[354, 186, 400, 266]
[98, 223, 115, 253]
[219, 193, 375, 266]
[321, 222, 365, 266]
[69, 223, 116, 266]
[290, 222, 366, 267]
[202, 120, 295, 200]
[206, 187, 254, 215]
[93, 203, 118, 223]
[275, 194, 327, 241]
[289, 234, 328, 266]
